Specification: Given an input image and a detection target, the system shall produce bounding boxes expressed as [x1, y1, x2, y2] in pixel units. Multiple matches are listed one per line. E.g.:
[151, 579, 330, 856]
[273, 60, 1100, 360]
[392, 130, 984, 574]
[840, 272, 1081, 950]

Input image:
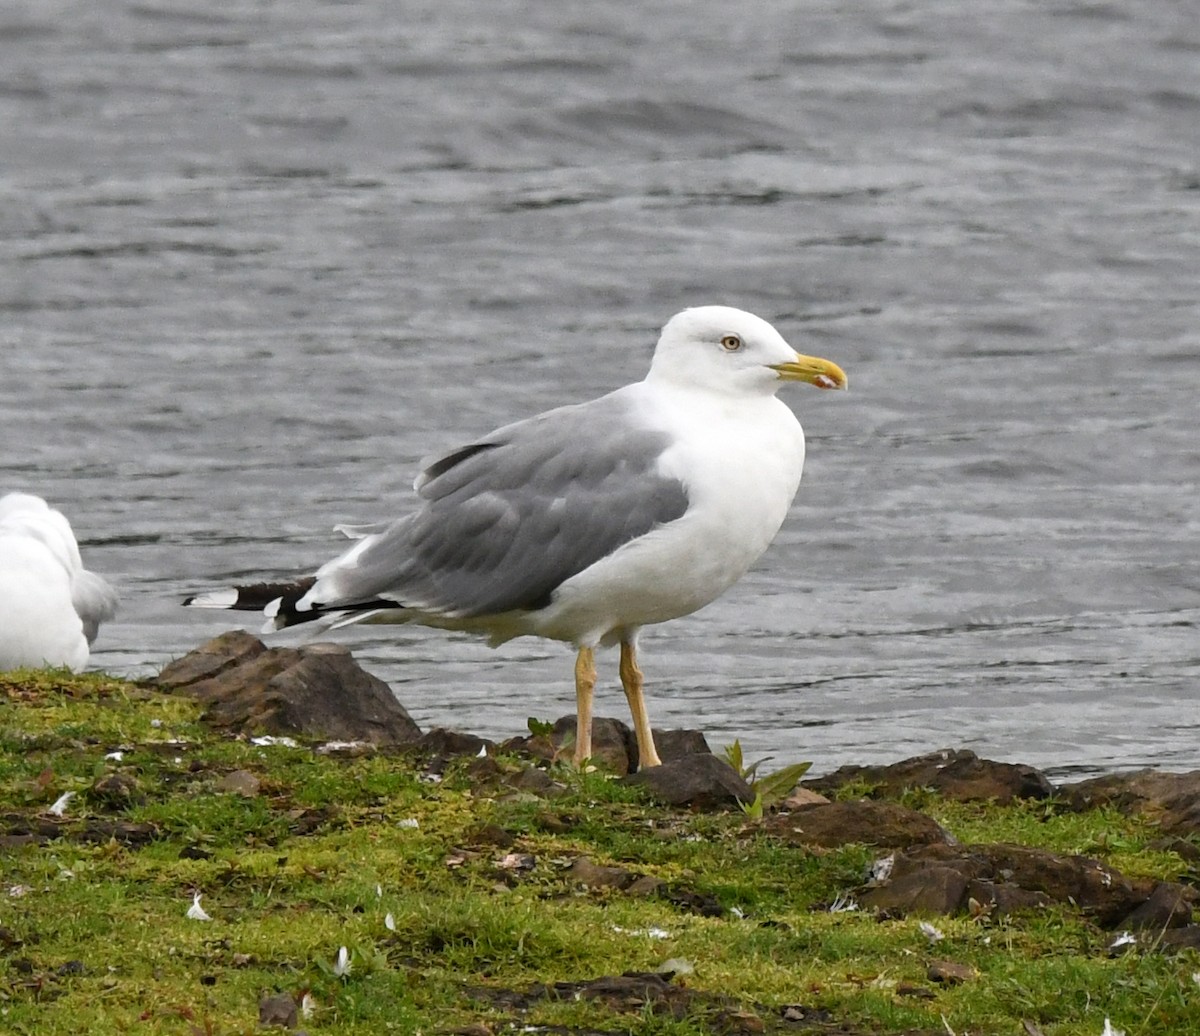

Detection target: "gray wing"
[325, 394, 688, 617]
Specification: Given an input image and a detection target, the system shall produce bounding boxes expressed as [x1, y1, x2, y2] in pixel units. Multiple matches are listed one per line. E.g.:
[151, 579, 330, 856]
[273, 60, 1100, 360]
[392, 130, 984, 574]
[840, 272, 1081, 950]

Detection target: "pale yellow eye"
[720, 334, 742, 351]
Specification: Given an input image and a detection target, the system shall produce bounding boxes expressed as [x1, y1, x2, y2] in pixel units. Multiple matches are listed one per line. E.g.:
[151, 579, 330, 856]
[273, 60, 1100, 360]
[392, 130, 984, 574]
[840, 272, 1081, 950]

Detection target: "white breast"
[533, 381, 806, 647]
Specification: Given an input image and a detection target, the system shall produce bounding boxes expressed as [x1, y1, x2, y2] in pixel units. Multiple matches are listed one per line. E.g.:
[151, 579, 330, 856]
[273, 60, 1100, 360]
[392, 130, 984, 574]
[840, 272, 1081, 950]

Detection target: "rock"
[764, 800, 953, 850]
[258, 991, 298, 1027]
[970, 843, 1141, 925]
[90, 772, 142, 805]
[156, 634, 421, 747]
[927, 960, 976, 984]
[462, 755, 505, 785]
[1158, 926, 1200, 952]
[625, 874, 667, 897]
[1148, 836, 1200, 863]
[465, 823, 516, 849]
[623, 753, 754, 810]
[804, 749, 1054, 804]
[896, 982, 936, 999]
[414, 728, 492, 763]
[860, 865, 969, 916]
[551, 716, 636, 773]
[1116, 881, 1197, 931]
[782, 787, 829, 809]
[567, 856, 636, 889]
[505, 719, 712, 774]
[856, 841, 1147, 925]
[964, 879, 1054, 917]
[662, 886, 725, 917]
[79, 819, 157, 845]
[156, 629, 266, 689]
[1060, 770, 1200, 836]
[214, 769, 261, 797]
[504, 766, 567, 799]
[652, 728, 713, 763]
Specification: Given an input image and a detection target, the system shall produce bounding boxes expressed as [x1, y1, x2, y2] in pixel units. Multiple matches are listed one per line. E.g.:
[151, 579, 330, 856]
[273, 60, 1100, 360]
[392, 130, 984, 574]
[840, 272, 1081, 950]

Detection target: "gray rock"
[156, 633, 421, 747]
[567, 856, 636, 889]
[623, 753, 754, 810]
[804, 748, 1054, 804]
[860, 866, 969, 916]
[1060, 769, 1200, 836]
[214, 769, 261, 797]
[765, 800, 953, 850]
[1117, 880, 1197, 931]
[856, 841, 1157, 925]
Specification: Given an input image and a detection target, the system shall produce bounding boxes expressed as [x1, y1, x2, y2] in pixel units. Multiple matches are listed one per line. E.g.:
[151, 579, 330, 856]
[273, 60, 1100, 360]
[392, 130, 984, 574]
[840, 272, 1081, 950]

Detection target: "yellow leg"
[620, 639, 662, 769]
[573, 646, 596, 766]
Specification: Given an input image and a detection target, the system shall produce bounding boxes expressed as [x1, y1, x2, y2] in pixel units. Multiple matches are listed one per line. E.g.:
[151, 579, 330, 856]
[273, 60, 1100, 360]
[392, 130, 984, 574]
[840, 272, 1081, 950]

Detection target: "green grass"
[1, 669, 1198, 1035]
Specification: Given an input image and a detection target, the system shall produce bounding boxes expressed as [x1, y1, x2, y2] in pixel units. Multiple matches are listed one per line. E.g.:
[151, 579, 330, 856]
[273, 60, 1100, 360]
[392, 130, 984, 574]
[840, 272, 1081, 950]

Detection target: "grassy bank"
[1, 670, 1197, 1035]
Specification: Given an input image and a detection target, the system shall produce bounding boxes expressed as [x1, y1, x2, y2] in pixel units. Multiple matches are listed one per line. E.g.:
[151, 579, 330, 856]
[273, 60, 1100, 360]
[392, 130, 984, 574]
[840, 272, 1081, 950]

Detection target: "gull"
[0, 493, 119, 672]
[187, 306, 846, 768]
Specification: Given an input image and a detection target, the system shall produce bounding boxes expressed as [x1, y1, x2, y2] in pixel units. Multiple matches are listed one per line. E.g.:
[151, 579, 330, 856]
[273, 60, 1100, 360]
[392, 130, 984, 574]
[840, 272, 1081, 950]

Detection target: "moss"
[1, 670, 1198, 1035]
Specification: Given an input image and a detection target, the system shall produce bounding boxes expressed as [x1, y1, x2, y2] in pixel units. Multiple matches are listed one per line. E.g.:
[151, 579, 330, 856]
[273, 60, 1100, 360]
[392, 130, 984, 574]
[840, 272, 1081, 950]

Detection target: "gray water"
[3, 1, 1198, 779]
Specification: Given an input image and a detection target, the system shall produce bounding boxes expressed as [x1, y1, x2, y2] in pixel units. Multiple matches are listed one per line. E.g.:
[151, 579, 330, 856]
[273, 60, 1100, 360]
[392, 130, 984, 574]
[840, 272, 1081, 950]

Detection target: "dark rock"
[963, 879, 1054, 917]
[1148, 836, 1200, 863]
[567, 856, 636, 889]
[856, 841, 1146, 925]
[498, 732, 557, 763]
[764, 800, 953, 850]
[1158, 926, 1200, 952]
[968, 843, 1141, 925]
[1060, 769, 1200, 836]
[414, 728, 492, 762]
[156, 634, 421, 747]
[258, 991, 298, 1027]
[927, 960, 976, 984]
[90, 772, 142, 805]
[896, 983, 937, 999]
[504, 766, 567, 799]
[652, 728, 713, 763]
[625, 874, 667, 897]
[623, 753, 754, 810]
[156, 629, 266, 689]
[552, 716, 636, 773]
[503, 719, 712, 774]
[860, 865, 969, 916]
[1117, 881, 1197, 931]
[214, 769, 261, 797]
[782, 787, 830, 809]
[79, 819, 157, 846]
[462, 755, 504, 785]
[465, 823, 516, 849]
[663, 886, 726, 917]
[804, 749, 1054, 804]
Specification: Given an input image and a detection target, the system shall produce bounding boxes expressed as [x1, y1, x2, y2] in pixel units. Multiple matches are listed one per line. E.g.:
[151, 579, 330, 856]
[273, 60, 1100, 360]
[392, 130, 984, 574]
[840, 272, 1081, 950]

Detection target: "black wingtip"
[183, 577, 318, 612]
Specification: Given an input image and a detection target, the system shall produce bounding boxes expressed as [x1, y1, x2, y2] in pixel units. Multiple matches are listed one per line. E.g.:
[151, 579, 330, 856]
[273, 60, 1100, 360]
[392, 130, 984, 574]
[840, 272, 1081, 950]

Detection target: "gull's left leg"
[573, 646, 597, 766]
[619, 637, 662, 769]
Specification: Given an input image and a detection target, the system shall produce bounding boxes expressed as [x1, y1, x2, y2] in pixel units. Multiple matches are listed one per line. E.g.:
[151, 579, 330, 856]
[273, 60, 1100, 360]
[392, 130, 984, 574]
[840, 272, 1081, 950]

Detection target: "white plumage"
[0, 493, 119, 672]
